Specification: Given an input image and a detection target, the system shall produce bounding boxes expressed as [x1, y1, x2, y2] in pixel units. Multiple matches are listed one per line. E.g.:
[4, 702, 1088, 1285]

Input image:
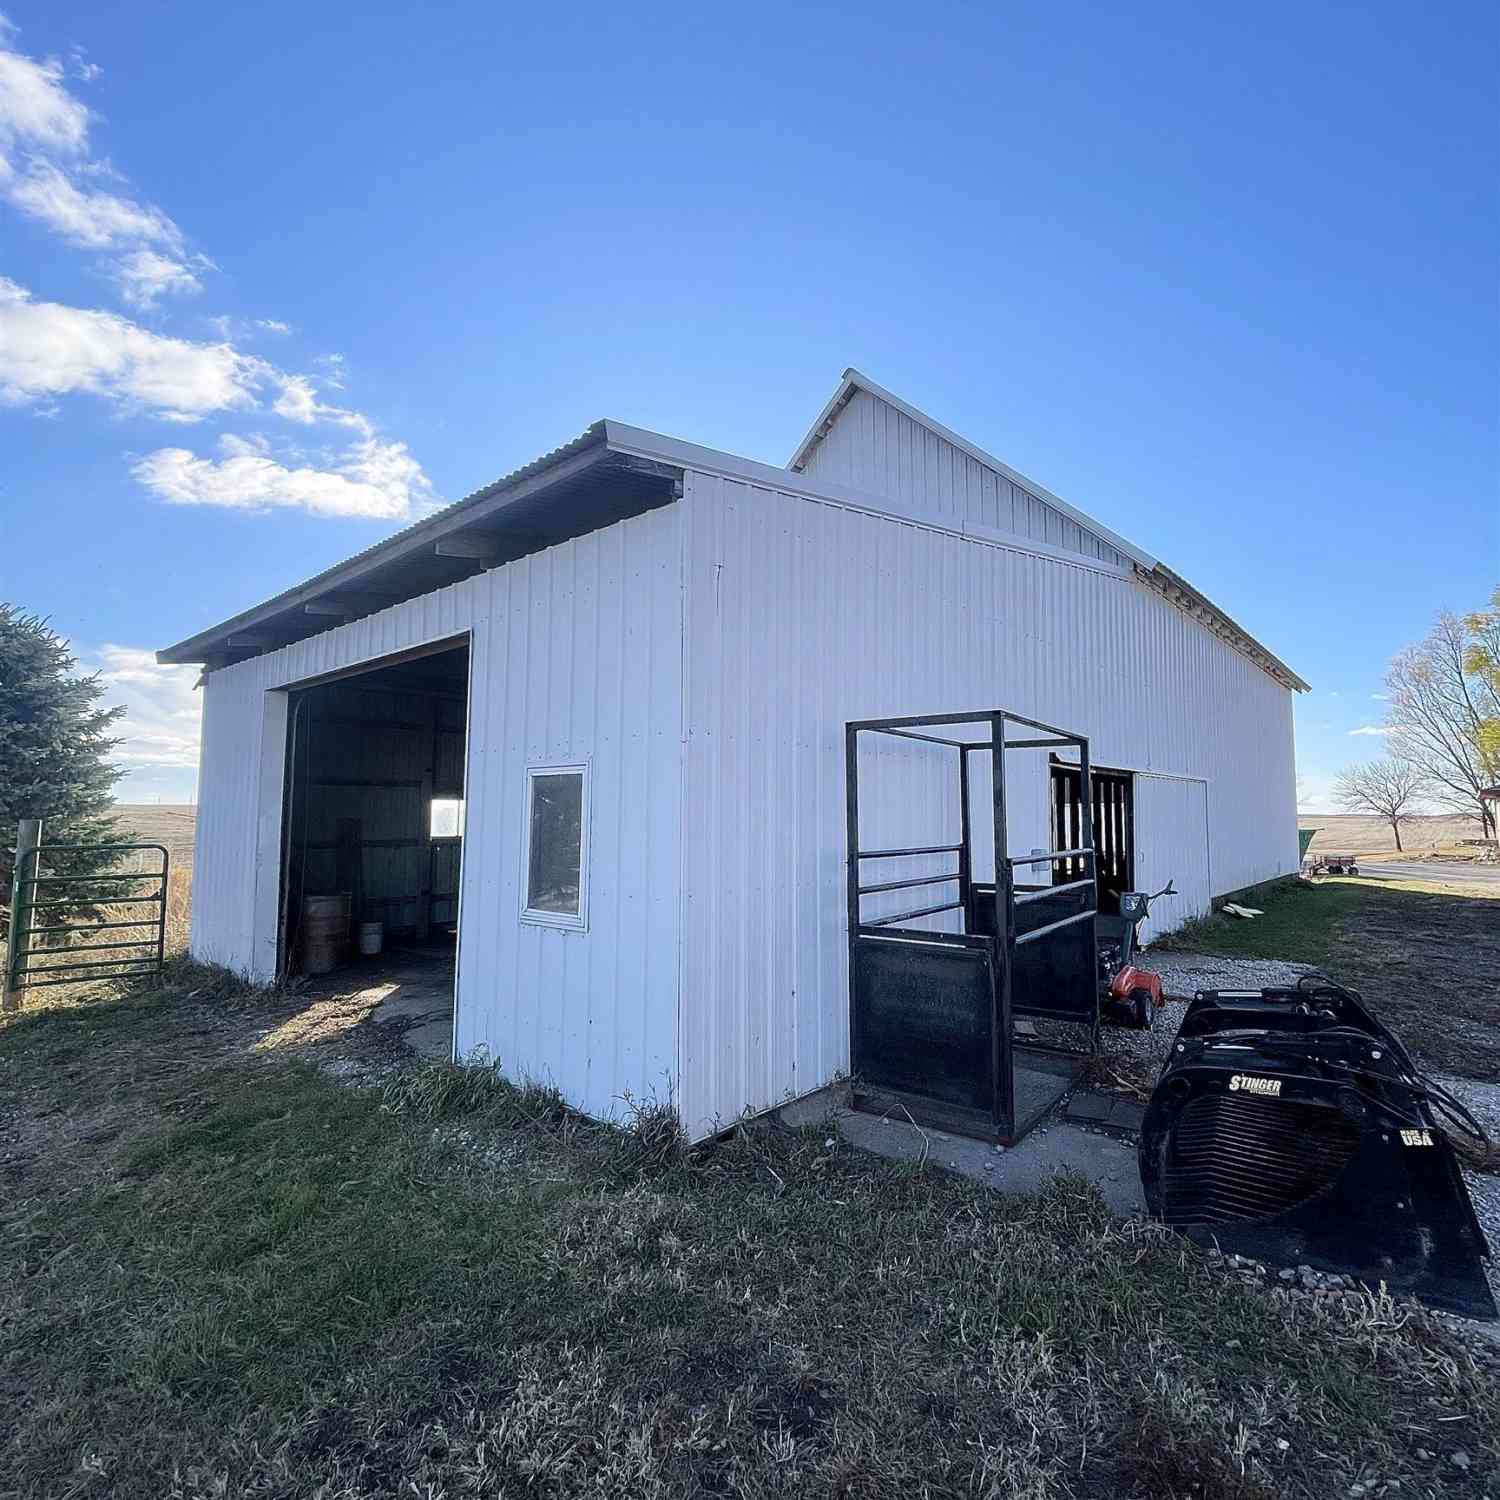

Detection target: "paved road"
[1354, 859, 1500, 888]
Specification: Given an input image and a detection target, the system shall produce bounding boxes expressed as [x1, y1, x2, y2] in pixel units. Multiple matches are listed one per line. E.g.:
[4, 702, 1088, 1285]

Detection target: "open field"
[106, 806, 1494, 878]
[109, 803, 198, 871]
[1300, 812, 1489, 859]
[1154, 873, 1500, 1079]
[2, 966, 1496, 1500]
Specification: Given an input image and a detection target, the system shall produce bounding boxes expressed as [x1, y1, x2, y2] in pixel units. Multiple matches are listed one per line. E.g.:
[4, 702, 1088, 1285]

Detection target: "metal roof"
[157, 423, 680, 665]
[160, 383, 1308, 692]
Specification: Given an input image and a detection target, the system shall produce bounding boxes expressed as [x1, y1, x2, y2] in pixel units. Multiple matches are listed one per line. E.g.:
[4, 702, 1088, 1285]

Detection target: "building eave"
[157, 423, 682, 667]
[159, 395, 1309, 697]
[1137, 564, 1310, 692]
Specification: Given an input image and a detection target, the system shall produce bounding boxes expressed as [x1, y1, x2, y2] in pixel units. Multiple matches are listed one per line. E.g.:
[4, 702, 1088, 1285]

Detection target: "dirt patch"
[1325, 886, 1500, 1078]
[1152, 878, 1500, 1079]
[0, 959, 437, 1202]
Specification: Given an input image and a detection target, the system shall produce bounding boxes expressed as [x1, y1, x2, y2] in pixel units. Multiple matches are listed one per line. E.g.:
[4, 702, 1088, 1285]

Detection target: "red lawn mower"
[1098, 879, 1175, 1030]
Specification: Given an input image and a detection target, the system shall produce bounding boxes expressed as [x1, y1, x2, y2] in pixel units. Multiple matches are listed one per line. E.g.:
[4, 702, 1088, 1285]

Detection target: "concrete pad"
[838, 1109, 1146, 1217]
[371, 984, 453, 1060]
[1061, 1090, 1147, 1133]
[318, 947, 456, 1061]
[1062, 1091, 1114, 1124]
[772, 1083, 850, 1130]
[1107, 1097, 1146, 1132]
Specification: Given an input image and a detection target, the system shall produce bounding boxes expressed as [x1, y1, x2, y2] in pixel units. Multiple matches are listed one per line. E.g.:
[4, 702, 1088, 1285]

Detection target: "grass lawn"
[2, 964, 1497, 1499]
[1153, 875, 1500, 1078]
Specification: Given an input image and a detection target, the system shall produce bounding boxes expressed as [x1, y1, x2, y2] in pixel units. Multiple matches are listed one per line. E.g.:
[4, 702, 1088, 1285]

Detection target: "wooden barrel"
[301, 893, 349, 975]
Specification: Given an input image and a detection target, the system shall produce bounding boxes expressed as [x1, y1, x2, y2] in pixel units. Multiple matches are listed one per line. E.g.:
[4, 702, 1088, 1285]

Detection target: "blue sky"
[1, 1, 1495, 807]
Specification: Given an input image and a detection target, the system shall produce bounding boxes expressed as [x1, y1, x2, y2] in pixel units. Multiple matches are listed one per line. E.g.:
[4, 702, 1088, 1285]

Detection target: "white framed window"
[520, 762, 589, 930]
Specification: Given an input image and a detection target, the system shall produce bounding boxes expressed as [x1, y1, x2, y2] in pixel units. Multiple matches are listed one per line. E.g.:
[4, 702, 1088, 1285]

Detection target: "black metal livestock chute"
[1139, 978, 1496, 1320]
[844, 708, 1104, 1145]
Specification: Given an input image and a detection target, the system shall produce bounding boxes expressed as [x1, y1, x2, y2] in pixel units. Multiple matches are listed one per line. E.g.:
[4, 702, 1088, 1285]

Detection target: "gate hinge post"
[3, 818, 42, 1012]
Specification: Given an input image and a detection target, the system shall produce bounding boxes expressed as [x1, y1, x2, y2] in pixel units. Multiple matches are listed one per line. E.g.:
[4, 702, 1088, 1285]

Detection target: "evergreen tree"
[0, 605, 125, 938]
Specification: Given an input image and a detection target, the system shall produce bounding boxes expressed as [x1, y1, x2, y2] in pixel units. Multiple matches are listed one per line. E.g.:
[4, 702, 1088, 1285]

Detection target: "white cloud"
[0, 276, 266, 419]
[5, 157, 182, 248]
[133, 431, 432, 521]
[208, 313, 293, 341]
[86, 644, 202, 775]
[314, 351, 346, 387]
[272, 372, 371, 433]
[1370, 693, 1389, 701]
[0, 24, 436, 526]
[112, 248, 210, 307]
[1296, 774, 1337, 811]
[1, 279, 438, 510]
[1348, 725, 1392, 737]
[0, 25, 201, 304]
[0, 29, 89, 155]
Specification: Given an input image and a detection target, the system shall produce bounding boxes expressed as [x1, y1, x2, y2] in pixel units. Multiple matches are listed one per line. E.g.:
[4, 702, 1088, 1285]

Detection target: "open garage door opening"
[277, 638, 470, 1061]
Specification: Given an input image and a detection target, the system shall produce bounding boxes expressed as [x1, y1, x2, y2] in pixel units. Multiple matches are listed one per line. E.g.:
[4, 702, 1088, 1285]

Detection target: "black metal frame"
[7, 842, 170, 990]
[846, 709, 1098, 1141]
[1050, 760, 1134, 915]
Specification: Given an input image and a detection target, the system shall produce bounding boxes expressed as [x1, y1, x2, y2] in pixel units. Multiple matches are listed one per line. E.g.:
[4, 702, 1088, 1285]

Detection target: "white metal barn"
[160, 370, 1306, 1142]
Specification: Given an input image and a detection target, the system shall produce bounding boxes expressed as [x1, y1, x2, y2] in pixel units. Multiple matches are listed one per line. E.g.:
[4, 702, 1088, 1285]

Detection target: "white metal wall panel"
[962, 752, 1051, 884]
[189, 507, 683, 1126]
[1132, 775, 1212, 944]
[799, 389, 1133, 568]
[852, 734, 964, 935]
[677, 472, 1296, 1139]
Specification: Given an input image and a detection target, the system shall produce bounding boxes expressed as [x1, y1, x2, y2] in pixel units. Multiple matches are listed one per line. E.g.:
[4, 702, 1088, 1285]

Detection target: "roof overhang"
[157, 423, 683, 666]
[1135, 563, 1309, 692]
[162, 381, 1309, 696]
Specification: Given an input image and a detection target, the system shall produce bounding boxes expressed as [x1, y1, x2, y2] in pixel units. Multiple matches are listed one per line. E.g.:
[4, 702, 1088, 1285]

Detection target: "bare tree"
[1333, 759, 1423, 851]
[1384, 591, 1500, 838]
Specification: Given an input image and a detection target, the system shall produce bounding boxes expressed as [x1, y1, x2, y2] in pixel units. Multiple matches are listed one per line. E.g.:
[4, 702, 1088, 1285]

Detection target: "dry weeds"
[2, 969, 1496, 1499]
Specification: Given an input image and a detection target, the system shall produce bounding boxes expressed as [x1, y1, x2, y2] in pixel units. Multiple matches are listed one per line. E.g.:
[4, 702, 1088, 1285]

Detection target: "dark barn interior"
[278, 642, 469, 1050]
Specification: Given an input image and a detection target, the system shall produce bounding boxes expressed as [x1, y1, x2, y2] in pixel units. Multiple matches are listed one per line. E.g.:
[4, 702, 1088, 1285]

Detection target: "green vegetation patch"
[3, 976, 1497, 1498]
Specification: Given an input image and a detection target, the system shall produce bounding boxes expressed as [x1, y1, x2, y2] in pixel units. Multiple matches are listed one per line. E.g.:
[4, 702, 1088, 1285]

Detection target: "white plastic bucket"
[357, 920, 384, 957]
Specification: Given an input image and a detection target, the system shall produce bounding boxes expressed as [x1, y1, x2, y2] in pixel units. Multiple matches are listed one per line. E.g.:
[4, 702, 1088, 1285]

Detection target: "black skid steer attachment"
[1139, 978, 1496, 1320]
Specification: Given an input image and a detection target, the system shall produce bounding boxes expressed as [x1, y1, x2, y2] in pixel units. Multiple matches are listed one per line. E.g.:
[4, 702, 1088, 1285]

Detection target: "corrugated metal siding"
[677, 472, 1296, 1138]
[799, 389, 1133, 568]
[190, 506, 683, 1125]
[1132, 775, 1212, 944]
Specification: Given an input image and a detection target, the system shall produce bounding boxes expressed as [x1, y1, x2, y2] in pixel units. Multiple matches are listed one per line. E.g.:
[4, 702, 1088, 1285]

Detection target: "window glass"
[524, 768, 586, 924]
[431, 798, 464, 838]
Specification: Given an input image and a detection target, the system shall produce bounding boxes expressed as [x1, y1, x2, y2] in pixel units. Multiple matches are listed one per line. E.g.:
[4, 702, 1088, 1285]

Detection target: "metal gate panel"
[5, 838, 170, 993]
[850, 934, 997, 1112]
